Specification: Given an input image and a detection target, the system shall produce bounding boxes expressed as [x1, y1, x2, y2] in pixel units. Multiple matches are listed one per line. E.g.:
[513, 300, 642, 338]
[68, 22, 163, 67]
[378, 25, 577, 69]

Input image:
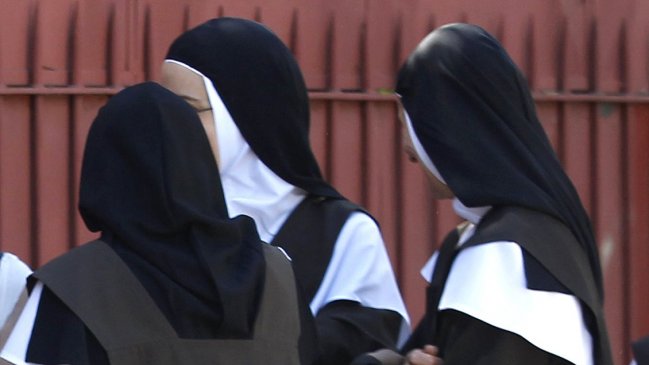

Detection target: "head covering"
[396, 23, 603, 298]
[79, 82, 265, 338]
[163, 60, 307, 242]
[165, 17, 341, 200]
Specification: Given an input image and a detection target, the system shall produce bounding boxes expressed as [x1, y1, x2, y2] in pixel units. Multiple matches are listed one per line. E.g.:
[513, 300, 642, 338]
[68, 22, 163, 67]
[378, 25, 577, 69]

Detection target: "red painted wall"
[1, 1, 648, 363]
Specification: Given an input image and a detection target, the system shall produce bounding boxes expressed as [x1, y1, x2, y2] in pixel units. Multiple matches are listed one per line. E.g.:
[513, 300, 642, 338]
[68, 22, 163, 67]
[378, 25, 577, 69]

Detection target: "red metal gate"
[1, 1, 648, 363]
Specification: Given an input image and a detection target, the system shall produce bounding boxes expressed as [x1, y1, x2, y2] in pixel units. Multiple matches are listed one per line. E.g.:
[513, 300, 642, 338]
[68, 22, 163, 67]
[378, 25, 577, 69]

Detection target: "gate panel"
[71, 96, 106, 245]
[0, 97, 33, 261]
[329, 0, 363, 91]
[329, 101, 363, 203]
[562, 104, 595, 213]
[0, 3, 647, 363]
[144, 0, 188, 82]
[0, 1, 33, 86]
[256, 0, 298, 47]
[398, 156, 435, 323]
[75, 0, 112, 86]
[308, 99, 329, 174]
[293, 0, 331, 89]
[33, 96, 72, 266]
[35, 0, 76, 86]
[627, 105, 649, 343]
[595, 104, 628, 363]
[365, 103, 400, 266]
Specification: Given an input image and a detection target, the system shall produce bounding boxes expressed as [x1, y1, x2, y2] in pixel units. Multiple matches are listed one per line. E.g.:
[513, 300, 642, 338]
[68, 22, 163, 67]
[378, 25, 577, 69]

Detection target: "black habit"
[394, 23, 612, 365]
[21, 82, 318, 365]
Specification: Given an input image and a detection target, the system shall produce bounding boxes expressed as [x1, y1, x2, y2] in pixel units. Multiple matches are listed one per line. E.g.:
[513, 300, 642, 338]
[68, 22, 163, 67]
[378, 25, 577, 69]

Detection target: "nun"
[161, 17, 410, 364]
[0, 82, 318, 365]
[355, 23, 612, 365]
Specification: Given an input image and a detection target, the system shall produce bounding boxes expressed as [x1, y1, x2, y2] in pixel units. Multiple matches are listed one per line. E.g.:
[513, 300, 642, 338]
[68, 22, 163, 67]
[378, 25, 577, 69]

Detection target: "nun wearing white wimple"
[353, 23, 613, 365]
[161, 17, 410, 365]
[0, 82, 317, 365]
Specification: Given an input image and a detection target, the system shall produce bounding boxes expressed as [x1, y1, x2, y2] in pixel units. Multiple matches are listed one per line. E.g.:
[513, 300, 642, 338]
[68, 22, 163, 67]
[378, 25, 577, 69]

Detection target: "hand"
[404, 345, 443, 365]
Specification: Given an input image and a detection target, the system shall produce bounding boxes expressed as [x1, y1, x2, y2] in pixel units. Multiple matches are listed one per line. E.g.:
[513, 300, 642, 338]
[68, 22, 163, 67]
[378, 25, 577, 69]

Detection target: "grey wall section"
[0, 1, 648, 363]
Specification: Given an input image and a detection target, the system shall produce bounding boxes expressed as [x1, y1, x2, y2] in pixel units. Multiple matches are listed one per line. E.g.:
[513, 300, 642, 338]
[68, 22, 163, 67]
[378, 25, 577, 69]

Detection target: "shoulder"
[466, 206, 599, 307]
[336, 211, 384, 249]
[319, 197, 372, 223]
[465, 206, 576, 248]
[442, 242, 593, 365]
[316, 198, 383, 247]
[344, 210, 380, 231]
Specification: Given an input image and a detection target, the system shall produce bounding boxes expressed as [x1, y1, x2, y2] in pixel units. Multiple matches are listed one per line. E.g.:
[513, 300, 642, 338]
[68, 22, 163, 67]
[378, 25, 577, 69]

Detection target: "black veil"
[166, 17, 341, 199]
[396, 23, 603, 298]
[79, 82, 265, 338]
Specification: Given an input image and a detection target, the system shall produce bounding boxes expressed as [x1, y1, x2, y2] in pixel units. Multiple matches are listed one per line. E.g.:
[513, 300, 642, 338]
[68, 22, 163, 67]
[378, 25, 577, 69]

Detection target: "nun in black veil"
[161, 17, 410, 365]
[354, 23, 612, 365]
[0, 82, 317, 365]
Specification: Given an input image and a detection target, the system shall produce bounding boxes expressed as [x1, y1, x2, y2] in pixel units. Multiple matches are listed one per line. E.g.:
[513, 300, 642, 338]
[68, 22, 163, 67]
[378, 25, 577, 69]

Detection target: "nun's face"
[397, 103, 454, 200]
[160, 61, 220, 165]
